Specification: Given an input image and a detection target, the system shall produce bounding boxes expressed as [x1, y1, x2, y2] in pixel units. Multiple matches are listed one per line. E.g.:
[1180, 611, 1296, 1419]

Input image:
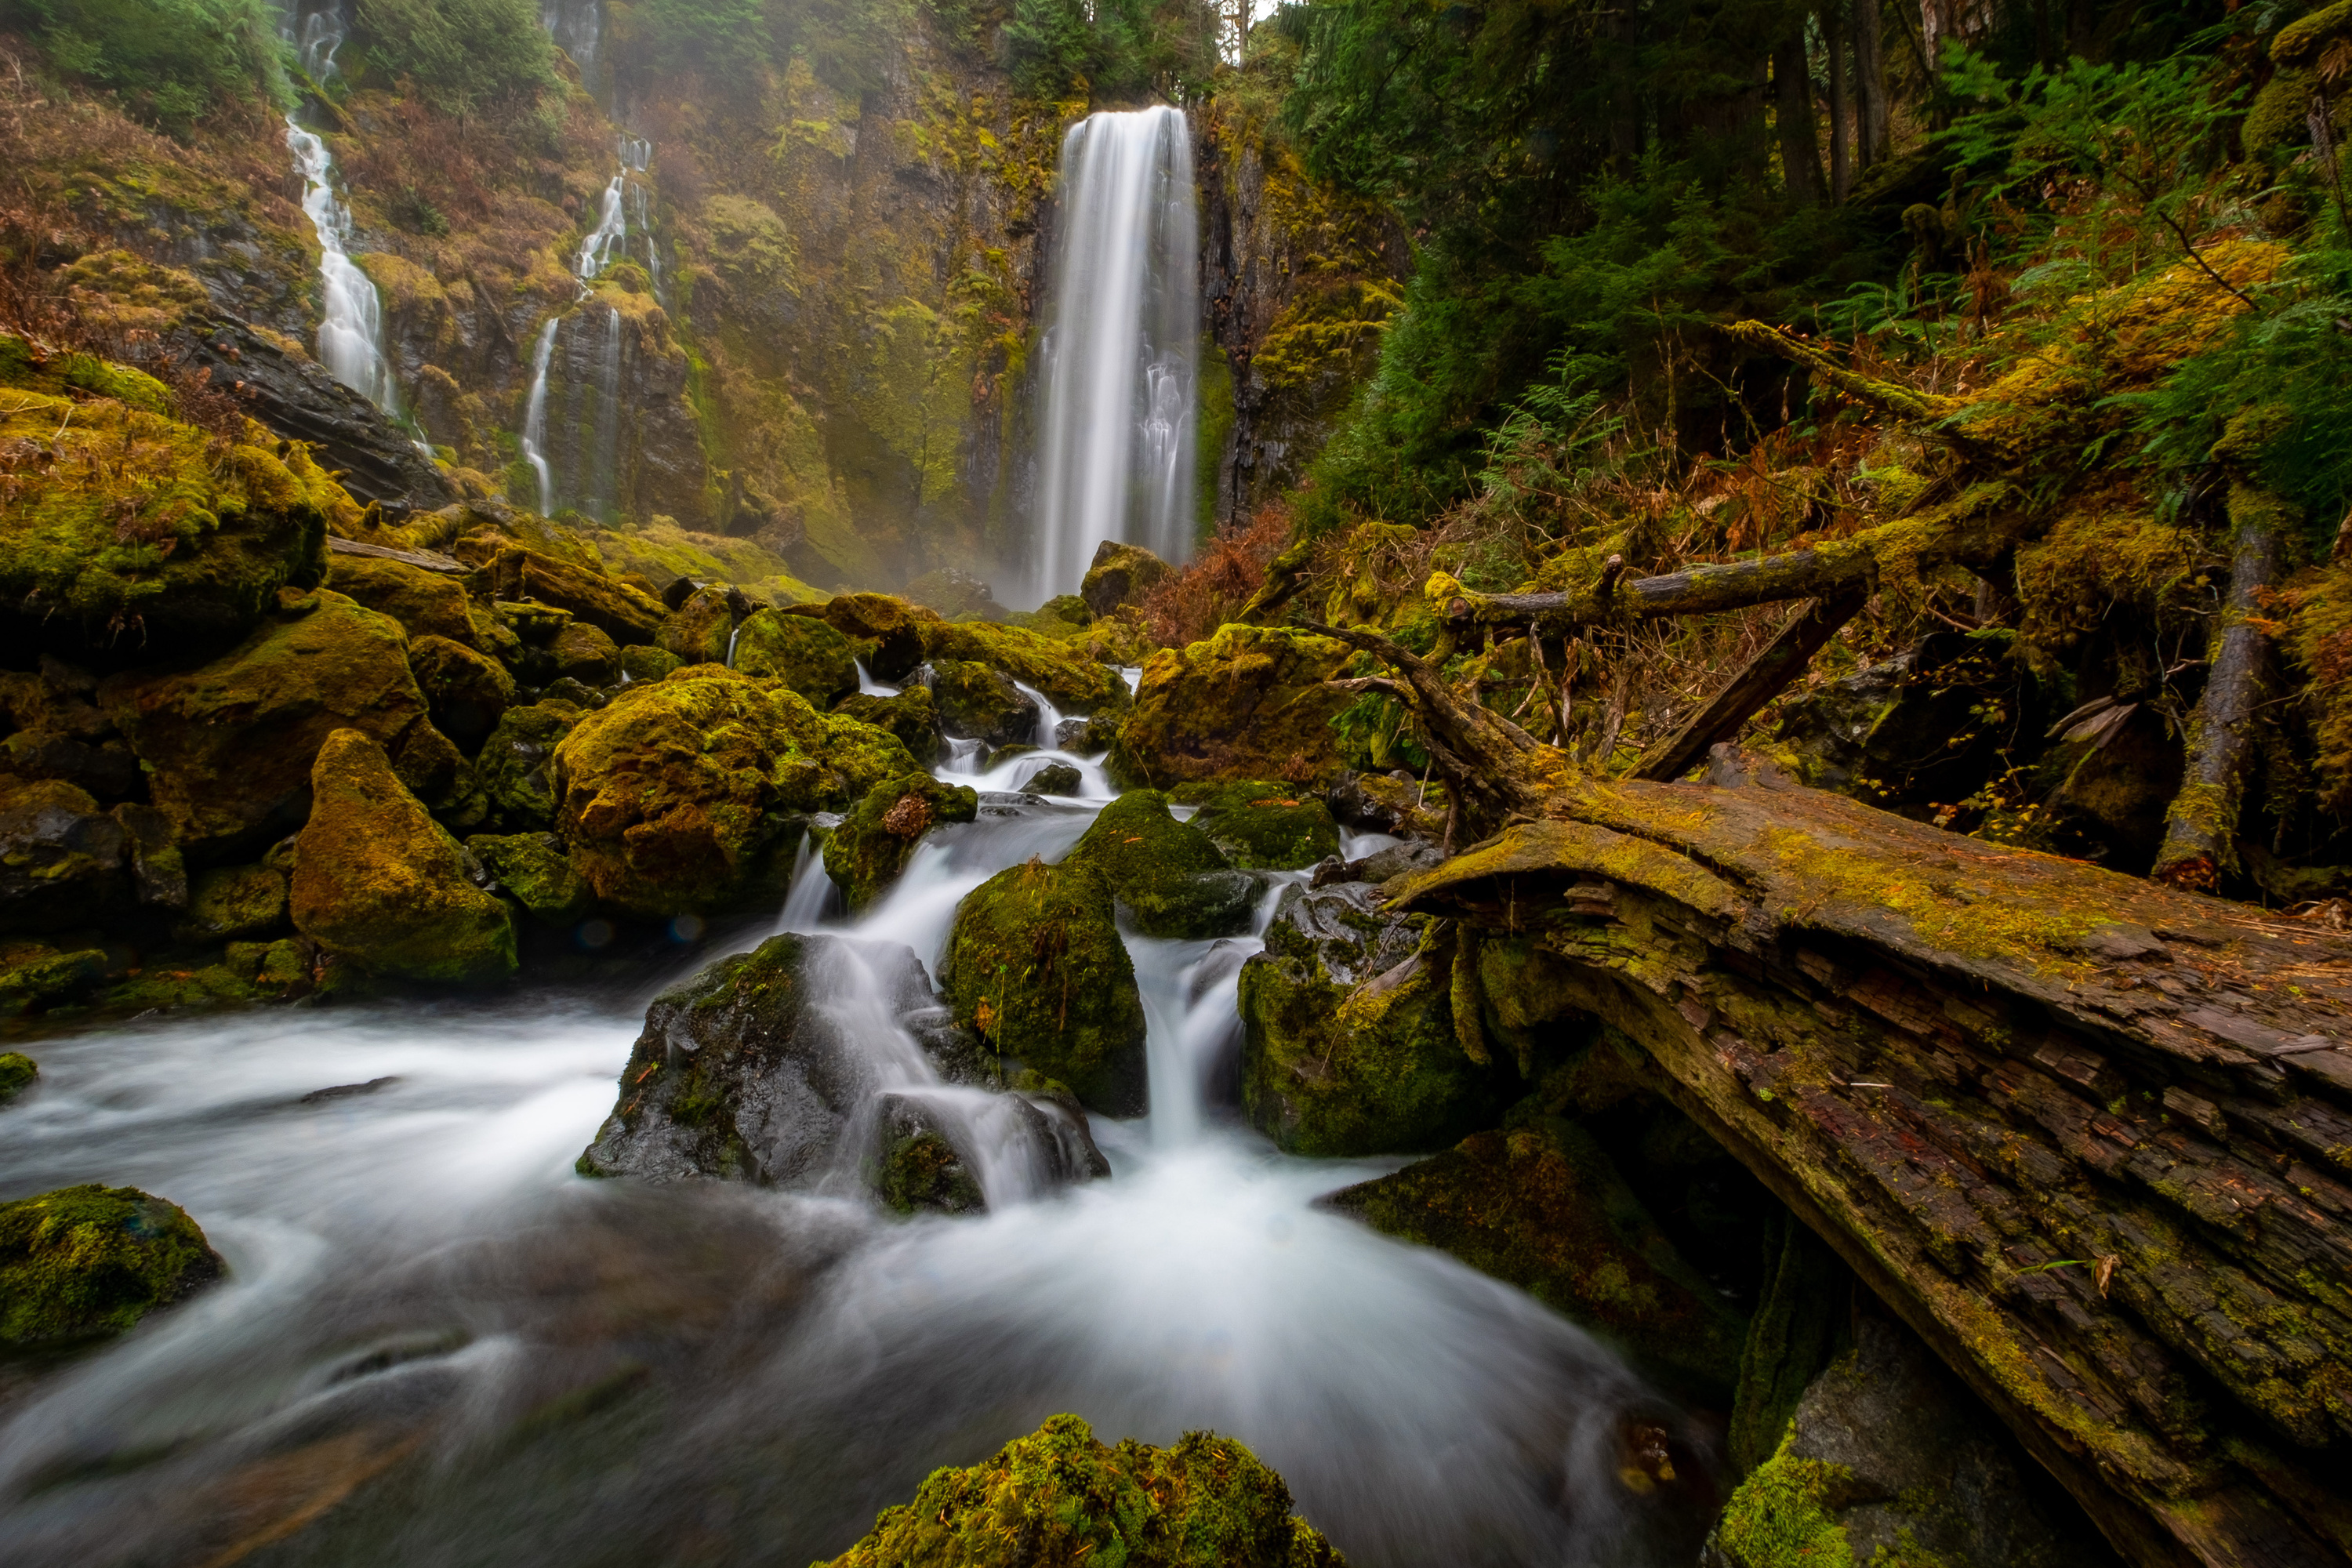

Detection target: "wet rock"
[816, 1412, 1345, 1568]
[1080, 539, 1172, 618]
[0, 1183, 226, 1347]
[0, 778, 129, 934]
[916, 619, 1133, 715]
[551, 667, 910, 915]
[1313, 840, 1443, 890]
[1327, 771, 1448, 842]
[927, 659, 1039, 749]
[819, 593, 939, 681]
[408, 634, 516, 748]
[871, 1093, 985, 1215]
[461, 538, 667, 646]
[903, 567, 1005, 622]
[114, 802, 187, 910]
[1066, 789, 1254, 939]
[2038, 699, 2183, 873]
[174, 863, 288, 942]
[551, 620, 621, 686]
[0, 1051, 34, 1102]
[223, 935, 317, 996]
[946, 858, 1148, 1116]
[475, 700, 582, 831]
[1024, 760, 1084, 797]
[325, 552, 491, 650]
[1179, 781, 1341, 869]
[1765, 662, 1905, 795]
[540, 675, 609, 710]
[389, 718, 488, 826]
[290, 728, 517, 985]
[617, 643, 683, 684]
[1328, 1113, 1750, 1400]
[1111, 626, 1351, 790]
[1704, 1307, 2123, 1568]
[731, 607, 858, 706]
[834, 686, 942, 768]
[1056, 713, 1117, 752]
[467, 832, 595, 925]
[1238, 882, 1503, 1156]
[0, 667, 140, 800]
[824, 772, 980, 913]
[97, 590, 428, 858]
[657, 583, 741, 665]
[0, 942, 108, 1017]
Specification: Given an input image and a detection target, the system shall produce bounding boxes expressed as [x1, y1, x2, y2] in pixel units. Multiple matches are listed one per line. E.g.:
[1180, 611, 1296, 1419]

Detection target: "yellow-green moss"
[824, 771, 979, 913]
[1110, 626, 1352, 789]
[1065, 789, 1251, 938]
[916, 619, 1132, 713]
[0, 1183, 223, 1346]
[1708, 1432, 1858, 1568]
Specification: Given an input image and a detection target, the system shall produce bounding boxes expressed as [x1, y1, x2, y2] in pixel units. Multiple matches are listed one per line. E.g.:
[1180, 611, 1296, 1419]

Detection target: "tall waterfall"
[519, 139, 648, 518]
[1027, 107, 1199, 608]
[279, 3, 398, 414]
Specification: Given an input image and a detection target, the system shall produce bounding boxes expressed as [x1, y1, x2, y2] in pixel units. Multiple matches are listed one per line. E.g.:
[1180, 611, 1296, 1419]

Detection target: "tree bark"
[1774, 30, 1826, 205]
[1854, 0, 1891, 167]
[2152, 485, 2287, 891]
[1631, 589, 1868, 780]
[1825, 3, 1853, 200]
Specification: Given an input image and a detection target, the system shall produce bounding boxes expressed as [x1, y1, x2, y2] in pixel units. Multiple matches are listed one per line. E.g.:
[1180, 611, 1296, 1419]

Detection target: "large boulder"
[657, 583, 741, 665]
[1237, 883, 1502, 1155]
[97, 591, 428, 858]
[464, 540, 666, 645]
[927, 659, 1039, 749]
[0, 778, 129, 934]
[1327, 1113, 1751, 1401]
[1080, 539, 1172, 618]
[0, 1184, 225, 1347]
[916, 619, 1132, 715]
[0, 376, 336, 669]
[1179, 781, 1341, 869]
[834, 687, 941, 768]
[325, 551, 492, 650]
[0, 942, 108, 1016]
[289, 729, 517, 985]
[476, 699, 581, 830]
[0, 1051, 34, 1101]
[824, 772, 980, 913]
[946, 858, 1148, 1116]
[466, 832, 594, 925]
[872, 1093, 986, 1215]
[408, 634, 516, 748]
[818, 1413, 1345, 1568]
[551, 667, 913, 915]
[1065, 789, 1254, 939]
[731, 607, 858, 706]
[1112, 626, 1350, 789]
[819, 592, 940, 679]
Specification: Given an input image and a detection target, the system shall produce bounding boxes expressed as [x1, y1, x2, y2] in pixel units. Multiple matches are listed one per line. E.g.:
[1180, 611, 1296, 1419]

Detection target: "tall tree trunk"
[1825, 3, 1853, 198]
[1773, 31, 1826, 204]
[1854, 0, 1891, 167]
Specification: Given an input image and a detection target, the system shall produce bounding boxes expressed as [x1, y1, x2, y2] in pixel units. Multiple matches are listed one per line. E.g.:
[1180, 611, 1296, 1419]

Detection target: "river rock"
[0, 942, 107, 1016]
[1111, 626, 1351, 790]
[819, 593, 939, 681]
[175, 863, 288, 942]
[903, 567, 1005, 622]
[946, 858, 1148, 1116]
[1065, 789, 1254, 938]
[551, 667, 911, 915]
[0, 1051, 34, 1102]
[731, 607, 858, 706]
[0, 662, 140, 801]
[871, 1093, 985, 1215]
[824, 772, 979, 913]
[1023, 760, 1083, 797]
[475, 700, 581, 830]
[916, 619, 1132, 714]
[290, 728, 517, 985]
[469, 540, 668, 647]
[657, 583, 741, 665]
[1179, 780, 1341, 869]
[816, 1413, 1345, 1568]
[1080, 539, 1172, 617]
[0, 1183, 226, 1347]
[466, 832, 595, 925]
[551, 620, 621, 686]
[927, 659, 1039, 749]
[833, 687, 942, 768]
[1237, 883, 1502, 1156]
[0, 778, 129, 934]
[618, 643, 684, 684]
[408, 634, 517, 747]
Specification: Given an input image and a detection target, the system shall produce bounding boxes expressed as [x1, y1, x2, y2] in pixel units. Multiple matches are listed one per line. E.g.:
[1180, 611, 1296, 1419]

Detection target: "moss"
[818, 1413, 1344, 1568]
[290, 728, 517, 985]
[928, 658, 1036, 748]
[94, 962, 267, 1014]
[1080, 542, 1172, 618]
[946, 858, 1148, 1116]
[834, 687, 942, 767]
[551, 620, 620, 684]
[475, 700, 582, 829]
[1065, 789, 1254, 938]
[1177, 782, 1341, 870]
[552, 668, 911, 914]
[619, 644, 684, 684]
[325, 553, 485, 649]
[822, 593, 940, 679]
[916, 619, 1132, 713]
[0, 943, 110, 1017]
[2283, 560, 2352, 814]
[468, 831, 595, 924]
[1708, 1432, 1860, 1568]
[1111, 626, 1352, 789]
[176, 863, 288, 942]
[1729, 1215, 1847, 1475]
[873, 1108, 985, 1216]
[0, 1051, 35, 1101]
[824, 772, 980, 913]
[408, 633, 518, 746]
[731, 607, 858, 706]
[0, 1184, 224, 1347]
[659, 584, 739, 664]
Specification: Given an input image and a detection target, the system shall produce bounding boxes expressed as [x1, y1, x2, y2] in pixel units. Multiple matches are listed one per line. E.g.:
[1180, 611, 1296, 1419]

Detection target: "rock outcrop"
[1112, 626, 1351, 789]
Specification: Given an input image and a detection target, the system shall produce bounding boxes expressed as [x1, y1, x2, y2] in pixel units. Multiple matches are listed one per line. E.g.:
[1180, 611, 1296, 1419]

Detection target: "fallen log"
[1631, 588, 1870, 781]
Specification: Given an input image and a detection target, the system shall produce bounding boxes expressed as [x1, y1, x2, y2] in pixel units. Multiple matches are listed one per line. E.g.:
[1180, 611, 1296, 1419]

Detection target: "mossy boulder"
[731, 607, 857, 706]
[1080, 539, 1172, 617]
[0, 1051, 34, 1102]
[0, 1184, 225, 1347]
[223, 936, 317, 996]
[551, 620, 621, 686]
[825, 772, 980, 913]
[835, 687, 942, 767]
[1025, 760, 1083, 797]
[0, 777, 130, 934]
[946, 858, 1148, 1116]
[0, 379, 338, 670]
[1065, 789, 1254, 939]
[97, 591, 428, 857]
[658, 584, 741, 665]
[905, 566, 1007, 621]
[1327, 1113, 1749, 1401]
[820, 592, 939, 679]
[1112, 627, 1350, 790]
[1238, 885, 1503, 1156]
[928, 659, 1040, 749]
[290, 728, 517, 985]
[916, 619, 1133, 715]
[818, 1413, 1344, 1568]
[325, 553, 488, 650]
[467, 832, 595, 925]
[618, 643, 683, 684]
[476, 700, 582, 830]
[408, 633, 517, 748]
[175, 863, 287, 942]
[872, 1094, 986, 1215]
[551, 668, 911, 915]
[0, 942, 108, 1016]
[1178, 782, 1341, 869]
[477, 542, 667, 644]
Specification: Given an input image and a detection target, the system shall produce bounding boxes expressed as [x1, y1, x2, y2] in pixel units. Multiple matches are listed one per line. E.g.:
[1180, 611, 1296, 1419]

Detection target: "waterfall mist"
[1026, 106, 1200, 608]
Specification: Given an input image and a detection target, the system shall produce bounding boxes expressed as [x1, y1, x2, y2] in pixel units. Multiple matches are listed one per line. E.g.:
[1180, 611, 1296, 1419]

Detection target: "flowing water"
[519, 143, 644, 520]
[276, 2, 399, 416]
[518, 318, 561, 516]
[1025, 106, 1200, 607]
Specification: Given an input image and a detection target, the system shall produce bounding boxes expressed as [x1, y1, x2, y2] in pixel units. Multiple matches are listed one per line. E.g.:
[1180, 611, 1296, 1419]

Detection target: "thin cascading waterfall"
[586, 306, 622, 520]
[1027, 106, 1200, 608]
[297, 5, 345, 78]
[578, 176, 628, 280]
[519, 319, 560, 515]
[287, 121, 400, 413]
[539, 0, 600, 70]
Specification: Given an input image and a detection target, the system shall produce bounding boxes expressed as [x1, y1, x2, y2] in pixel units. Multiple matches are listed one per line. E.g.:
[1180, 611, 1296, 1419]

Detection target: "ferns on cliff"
[350, 0, 554, 111]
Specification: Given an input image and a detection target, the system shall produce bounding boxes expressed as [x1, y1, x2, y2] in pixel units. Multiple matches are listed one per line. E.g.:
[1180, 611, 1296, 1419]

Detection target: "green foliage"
[2, 0, 282, 131]
[352, 0, 555, 110]
[638, 0, 772, 94]
[1004, 0, 1213, 102]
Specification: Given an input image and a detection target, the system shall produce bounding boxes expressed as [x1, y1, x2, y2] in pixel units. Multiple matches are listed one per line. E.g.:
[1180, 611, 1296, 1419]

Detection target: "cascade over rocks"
[1065, 789, 1256, 940]
[824, 771, 980, 914]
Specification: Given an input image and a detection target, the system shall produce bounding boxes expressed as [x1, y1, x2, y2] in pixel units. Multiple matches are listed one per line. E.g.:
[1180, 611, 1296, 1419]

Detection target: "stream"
[0, 701, 1718, 1566]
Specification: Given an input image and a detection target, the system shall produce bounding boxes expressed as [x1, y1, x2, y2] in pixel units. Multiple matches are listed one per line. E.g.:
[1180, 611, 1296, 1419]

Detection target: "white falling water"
[286, 120, 400, 413]
[577, 176, 628, 279]
[519, 318, 560, 514]
[1027, 106, 1200, 608]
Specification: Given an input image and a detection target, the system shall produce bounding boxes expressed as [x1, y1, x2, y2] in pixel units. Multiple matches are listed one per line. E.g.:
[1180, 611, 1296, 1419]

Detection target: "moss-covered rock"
[835, 687, 942, 767]
[467, 832, 595, 924]
[0, 377, 338, 670]
[408, 633, 517, 748]
[1080, 539, 1172, 618]
[1112, 626, 1350, 789]
[551, 619, 621, 685]
[731, 606, 857, 706]
[0, 1184, 225, 1347]
[825, 772, 980, 913]
[1327, 1113, 1750, 1400]
[0, 1051, 34, 1102]
[552, 668, 909, 915]
[290, 728, 517, 985]
[916, 619, 1132, 714]
[658, 584, 741, 665]
[928, 659, 1040, 748]
[1025, 760, 1083, 797]
[475, 700, 583, 830]
[223, 936, 316, 996]
[0, 777, 130, 934]
[946, 858, 1148, 1116]
[618, 643, 684, 684]
[470, 541, 668, 645]
[175, 863, 287, 942]
[1178, 782, 1341, 869]
[1065, 789, 1254, 938]
[325, 553, 488, 650]
[818, 1413, 1344, 1568]
[872, 1093, 986, 1215]
[820, 592, 939, 679]
[97, 590, 428, 857]
[0, 942, 109, 1016]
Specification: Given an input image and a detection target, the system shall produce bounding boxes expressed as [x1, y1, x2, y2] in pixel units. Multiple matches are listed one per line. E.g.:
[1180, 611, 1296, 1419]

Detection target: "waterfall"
[1027, 106, 1200, 608]
[586, 306, 622, 520]
[577, 176, 627, 280]
[286, 121, 400, 414]
[519, 319, 560, 514]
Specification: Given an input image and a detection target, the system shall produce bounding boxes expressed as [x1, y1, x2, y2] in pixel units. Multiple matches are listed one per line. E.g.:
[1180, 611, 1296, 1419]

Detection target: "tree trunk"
[1854, 0, 1891, 167]
[1826, 4, 1853, 199]
[1774, 30, 1827, 205]
[2152, 484, 2287, 891]
[1631, 589, 1867, 780]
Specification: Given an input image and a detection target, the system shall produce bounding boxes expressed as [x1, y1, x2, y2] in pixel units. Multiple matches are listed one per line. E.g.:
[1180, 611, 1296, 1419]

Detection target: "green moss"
[468, 832, 595, 924]
[1709, 1432, 1860, 1568]
[658, 585, 737, 665]
[916, 620, 1132, 713]
[834, 687, 942, 767]
[873, 1117, 985, 1216]
[1196, 342, 1236, 541]
[824, 772, 980, 913]
[1065, 789, 1254, 938]
[818, 1413, 1344, 1568]
[1177, 782, 1341, 870]
[1080, 543, 1172, 618]
[946, 858, 1147, 1116]
[1729, 1214, 1847, 1475]
[927, 658, 1036, 749]
[731, 608, 858, 706]
[1111, 626, 1352, 790]
[0, 945, 109, 1017]
[175, 863, 288, 942]
[476, 700, 582, 830]
[0, 1052, 36, 1102]
[619, 643, 685, 684]
[0, 1184, 223, 1347]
